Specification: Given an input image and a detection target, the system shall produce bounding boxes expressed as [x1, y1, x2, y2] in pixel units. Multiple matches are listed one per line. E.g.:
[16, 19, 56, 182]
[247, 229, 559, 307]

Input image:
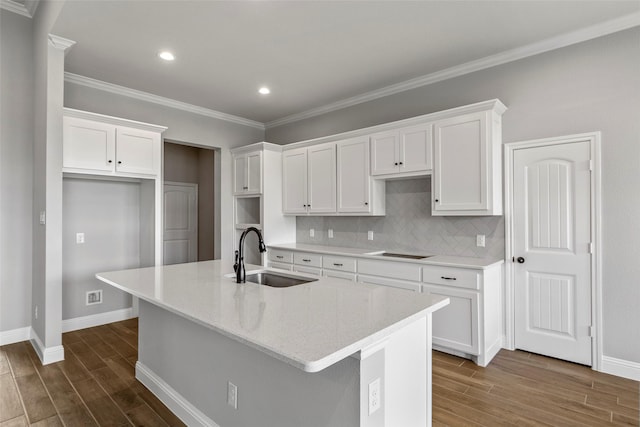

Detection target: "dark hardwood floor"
[1, 319, 638, 426]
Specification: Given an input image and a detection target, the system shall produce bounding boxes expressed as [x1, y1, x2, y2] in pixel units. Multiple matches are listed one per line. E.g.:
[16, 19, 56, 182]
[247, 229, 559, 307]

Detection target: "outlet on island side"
[368, 377, 381, 415]
[86, 290, 103, 306]
[227, 381, 238, 409]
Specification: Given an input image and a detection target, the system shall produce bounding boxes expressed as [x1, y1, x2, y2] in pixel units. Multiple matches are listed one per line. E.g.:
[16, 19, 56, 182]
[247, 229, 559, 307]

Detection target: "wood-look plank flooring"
[1, 319, 638, 426]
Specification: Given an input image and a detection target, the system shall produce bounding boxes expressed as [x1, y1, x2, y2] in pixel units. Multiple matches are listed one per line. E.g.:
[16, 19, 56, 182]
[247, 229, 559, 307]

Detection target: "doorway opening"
[163, 141, 220, 264]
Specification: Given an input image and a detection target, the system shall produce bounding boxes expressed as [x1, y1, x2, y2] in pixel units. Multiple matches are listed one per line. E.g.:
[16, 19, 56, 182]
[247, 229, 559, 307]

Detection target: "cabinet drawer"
[323, 270, 356, 282]
[323, 256, 357, 273]
[358, 274, 420, 292]
[358, 259, 421, 282]
[268, 249, 293, 264]
[268, 261, 293, 271]
[422, 266, 480, 290]
[293, 265, 322, 276]
[294, 252, 322, 268]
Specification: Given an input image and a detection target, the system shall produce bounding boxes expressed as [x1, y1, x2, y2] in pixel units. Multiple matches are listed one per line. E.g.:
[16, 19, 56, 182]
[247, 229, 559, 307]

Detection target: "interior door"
[513, 141, 592, 365]
[163, 182, 198, 265]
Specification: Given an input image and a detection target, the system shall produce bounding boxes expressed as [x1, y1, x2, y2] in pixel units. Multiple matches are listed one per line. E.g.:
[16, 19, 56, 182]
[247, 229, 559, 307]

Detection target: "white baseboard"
[31, 329, 64, 365]
[135, 361, 219, 427]
[600, 356, 640, 381]
[62, 307, 135, 333]
[0, 326, 32, 346]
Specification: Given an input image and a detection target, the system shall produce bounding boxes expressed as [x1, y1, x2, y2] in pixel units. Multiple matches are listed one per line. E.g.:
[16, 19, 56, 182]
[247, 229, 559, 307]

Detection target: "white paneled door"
[513, 141, 592, 365]
[163, 182, 198, 265]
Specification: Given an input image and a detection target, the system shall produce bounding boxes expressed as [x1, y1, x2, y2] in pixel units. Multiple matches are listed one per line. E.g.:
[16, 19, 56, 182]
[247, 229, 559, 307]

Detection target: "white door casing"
[505, 133, 601, 368]
[163, 182, 198, 265]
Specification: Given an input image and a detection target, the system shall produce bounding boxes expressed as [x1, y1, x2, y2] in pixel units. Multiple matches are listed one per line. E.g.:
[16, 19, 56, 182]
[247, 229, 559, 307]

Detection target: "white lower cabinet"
[422, 264, 502, 367]
[357, 274, 420, 292]
[268, 261, 293, 271]
[422, 284, 479, 354]
[323, 269, 356, 282]
[293, 265, 322, 276]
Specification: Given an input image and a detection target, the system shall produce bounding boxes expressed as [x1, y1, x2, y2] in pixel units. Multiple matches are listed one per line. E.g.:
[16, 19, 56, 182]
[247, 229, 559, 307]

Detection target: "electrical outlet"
[227, 381, 238, 409]
[309, 228, 315, 238]
[39, 211, 46, 225]
[86, 290, 103, 305]
[476, 234, 486, 247]
[76, 232, 85, 244]
[368, 378, 381, 415]
[367, 230, 374, 241]
[328, 229, 334, 238]
[35, 305, 38, 320]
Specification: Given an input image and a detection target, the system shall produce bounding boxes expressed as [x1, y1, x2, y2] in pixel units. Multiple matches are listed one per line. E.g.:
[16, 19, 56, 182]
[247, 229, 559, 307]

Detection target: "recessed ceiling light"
[158, 51, 175, 61]
[258, 87, 271, 95]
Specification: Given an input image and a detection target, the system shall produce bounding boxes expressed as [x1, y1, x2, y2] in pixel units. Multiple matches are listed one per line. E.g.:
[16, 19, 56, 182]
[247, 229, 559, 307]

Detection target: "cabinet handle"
[333, 263, 343, 267]
[108, 160, 113, 164]
[435, 199, 439, 203]
[364, 202, 368, 205]
[440, 276, 457, 280]
[394, 162, 398, 166]
[399, 162, 403, 165]
[303, 204, 306, 207]
[117, 161, 122, 164]
[276, 255, 284, 259]
[243, 186, 248, 190]
[302, 259, 311, 262]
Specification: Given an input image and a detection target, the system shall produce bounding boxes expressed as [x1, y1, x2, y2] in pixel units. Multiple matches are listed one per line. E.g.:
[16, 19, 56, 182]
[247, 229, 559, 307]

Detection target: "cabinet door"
[433, 112, 488, 213]
[63, 117, 115, 173]
[370, 130, 399, 176]
[337, 137, 371, 213]
[422, 284, 479, 355]
[357, 274, 421, 292]
[282, 148, 308, 214]
[399, 124, 432, 173]
[233, 154, 247, 194]
[307, 143, 336, 214]
[246, 151, 262, 194]
[115, 127, 159, 176]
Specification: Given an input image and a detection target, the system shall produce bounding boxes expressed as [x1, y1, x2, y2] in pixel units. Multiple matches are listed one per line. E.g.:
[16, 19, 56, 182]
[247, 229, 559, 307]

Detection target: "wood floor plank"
[36, 364, 97, 426]
[125, 403, 169, 427]
[432, 373, 470, 394]
[13, 374, 57, 424]
[107, 324, 138, 349]
[618, 393, 640, 410]
[3, 344, 36, 378]
[91, 366, 145, 413]
[0, 350, 10, 376]
[57, 350, 91, 384]
[28, 416, 63, 427]
[73, 377, 132, 427]
[0, 374, 24, 422]
[433, 351, 466, 367]
[99, 330, 137, 359]
[66, 340, 108, 372]
[432, 405, 484, 426]
[0, 416, 27, 427]
[612, 411, 640, 426]
[134, 386, 186, 427]
[433, 364, 493, 392]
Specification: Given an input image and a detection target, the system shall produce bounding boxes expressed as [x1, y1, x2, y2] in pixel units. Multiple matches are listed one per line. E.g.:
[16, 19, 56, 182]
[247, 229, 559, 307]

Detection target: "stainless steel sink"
[245, 272, 318, 288]
[372, 252, 432, 260]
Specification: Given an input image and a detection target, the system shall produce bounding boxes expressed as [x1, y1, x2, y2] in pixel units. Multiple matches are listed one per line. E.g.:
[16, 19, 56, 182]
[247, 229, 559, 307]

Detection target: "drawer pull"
[276, 255, 284, 259]
[441, 276, 457, 280]
[302, 259, 311, 262]
[333, 263, 343, 267]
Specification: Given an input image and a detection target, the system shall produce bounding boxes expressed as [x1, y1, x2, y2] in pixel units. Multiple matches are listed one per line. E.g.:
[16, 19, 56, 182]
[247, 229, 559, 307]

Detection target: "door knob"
[516, 257, 525, 264]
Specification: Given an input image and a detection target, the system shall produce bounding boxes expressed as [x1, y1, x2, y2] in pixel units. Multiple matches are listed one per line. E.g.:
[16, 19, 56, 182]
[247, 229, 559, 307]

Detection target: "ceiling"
[50, 1, 640, 126]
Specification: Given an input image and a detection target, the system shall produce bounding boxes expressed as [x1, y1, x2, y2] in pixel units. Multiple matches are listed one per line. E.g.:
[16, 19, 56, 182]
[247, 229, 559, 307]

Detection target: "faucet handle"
[233, 250, 239, 272]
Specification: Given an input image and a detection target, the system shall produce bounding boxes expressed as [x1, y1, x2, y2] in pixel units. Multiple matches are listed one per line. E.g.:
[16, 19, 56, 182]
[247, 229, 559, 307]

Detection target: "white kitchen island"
[97, 260, 448, 427]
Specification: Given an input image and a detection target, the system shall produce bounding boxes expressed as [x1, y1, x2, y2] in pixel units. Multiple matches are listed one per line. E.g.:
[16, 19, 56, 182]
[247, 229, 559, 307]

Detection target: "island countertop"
[96, 260, 448, 372]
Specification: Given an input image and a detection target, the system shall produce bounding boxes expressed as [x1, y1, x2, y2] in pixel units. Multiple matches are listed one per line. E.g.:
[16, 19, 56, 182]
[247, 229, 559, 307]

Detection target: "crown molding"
[265, 11, 640, 129]
[0, 0, 31, 17]
[24, 0, 38, 16]
[64, 73, 266, 131]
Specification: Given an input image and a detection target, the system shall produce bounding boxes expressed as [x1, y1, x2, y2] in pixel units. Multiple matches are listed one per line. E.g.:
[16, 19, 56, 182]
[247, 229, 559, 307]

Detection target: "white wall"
[0, 10, 34, 333]
[266, 28, 640, 364]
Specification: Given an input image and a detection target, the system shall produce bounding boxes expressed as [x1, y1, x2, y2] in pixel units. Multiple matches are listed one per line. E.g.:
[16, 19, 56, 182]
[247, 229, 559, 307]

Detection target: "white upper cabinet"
[337, 137, 385, 215]
[370, 123, 432, 177]
[63, 111, 164, 178]
[233, 150, 262, 195]
[282, 143, 336, 215]
[432, 109, 503, 216]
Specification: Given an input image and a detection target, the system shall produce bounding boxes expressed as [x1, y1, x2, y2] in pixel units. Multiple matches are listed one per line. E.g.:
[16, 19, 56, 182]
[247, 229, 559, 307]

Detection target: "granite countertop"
[268, 242, 504, 269]
[96, 260, 448, 373]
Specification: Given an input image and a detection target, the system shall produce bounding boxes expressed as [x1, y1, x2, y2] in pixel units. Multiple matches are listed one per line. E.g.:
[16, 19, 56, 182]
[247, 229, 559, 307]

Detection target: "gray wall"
[164, 141, 217, 261]
[267, 28, 640, 363]
[297, 178, 504, 259]
[62, 178, 135, 320]
[0, 11, 34, 333]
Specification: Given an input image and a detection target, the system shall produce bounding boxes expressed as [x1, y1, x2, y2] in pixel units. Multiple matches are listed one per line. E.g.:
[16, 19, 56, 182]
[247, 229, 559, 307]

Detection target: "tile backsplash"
[296, 178, 504, 259]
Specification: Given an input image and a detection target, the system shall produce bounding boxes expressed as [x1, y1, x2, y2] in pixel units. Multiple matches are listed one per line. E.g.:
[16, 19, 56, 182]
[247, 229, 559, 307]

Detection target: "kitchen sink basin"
[244, 272, 318, 288]
[370, 252, 433, 260]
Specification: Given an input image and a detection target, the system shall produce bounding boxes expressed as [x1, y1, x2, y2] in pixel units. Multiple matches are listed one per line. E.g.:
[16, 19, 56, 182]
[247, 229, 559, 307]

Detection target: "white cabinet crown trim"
[63, 108, 167, 134]
[281, 99, 506, 151]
